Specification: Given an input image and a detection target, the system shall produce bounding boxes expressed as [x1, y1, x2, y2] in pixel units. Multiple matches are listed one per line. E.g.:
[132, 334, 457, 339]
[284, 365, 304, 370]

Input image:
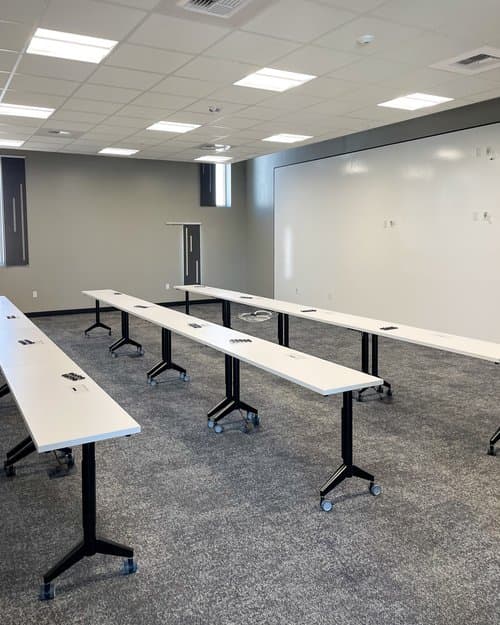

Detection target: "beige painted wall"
[0, 151, 248, 313]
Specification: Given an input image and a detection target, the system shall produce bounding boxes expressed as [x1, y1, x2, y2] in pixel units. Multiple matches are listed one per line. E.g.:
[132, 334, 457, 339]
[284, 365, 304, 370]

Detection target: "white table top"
[175, 285, 500, 364]
[83, 289, 382, 396]
[0, 296, 140, 453]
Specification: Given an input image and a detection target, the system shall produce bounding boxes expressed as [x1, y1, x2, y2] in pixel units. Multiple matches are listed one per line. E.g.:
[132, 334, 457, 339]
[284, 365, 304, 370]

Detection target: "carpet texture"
[0, 303, 498, 625]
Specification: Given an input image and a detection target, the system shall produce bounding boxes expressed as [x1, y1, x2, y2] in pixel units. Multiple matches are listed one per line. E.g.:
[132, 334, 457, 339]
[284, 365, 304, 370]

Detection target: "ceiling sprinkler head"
[357, 34, 375, 45]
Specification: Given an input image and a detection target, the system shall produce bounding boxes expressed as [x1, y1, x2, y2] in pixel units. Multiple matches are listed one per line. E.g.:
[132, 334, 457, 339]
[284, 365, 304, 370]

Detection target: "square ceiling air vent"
[431, 46, 500, 74]
[177, 0, 253, 18]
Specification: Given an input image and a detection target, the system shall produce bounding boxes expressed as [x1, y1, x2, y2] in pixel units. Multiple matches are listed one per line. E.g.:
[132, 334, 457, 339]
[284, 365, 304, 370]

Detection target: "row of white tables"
[0, 296, 140, 599]
[175, 284, 500, 455]
[83, 289, 383, 511]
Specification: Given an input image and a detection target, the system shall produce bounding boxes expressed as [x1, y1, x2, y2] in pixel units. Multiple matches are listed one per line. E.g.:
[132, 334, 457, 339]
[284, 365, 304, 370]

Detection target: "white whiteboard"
[275, 123, 500, 342]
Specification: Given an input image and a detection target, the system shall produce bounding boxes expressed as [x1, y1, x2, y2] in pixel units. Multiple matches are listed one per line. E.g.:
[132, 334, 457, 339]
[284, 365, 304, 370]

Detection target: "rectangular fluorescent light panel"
[27, 28, 117, 63]
[147, 121, 201, 133]
[0, 139, 25, 148]
[195, 155, 232, 163]
[99, 147, 138, 156]
[262, 133, 313, 143]
[0, 103, 54, 119]
[234, 67, 316, 92]
[378, 93, 453, 111]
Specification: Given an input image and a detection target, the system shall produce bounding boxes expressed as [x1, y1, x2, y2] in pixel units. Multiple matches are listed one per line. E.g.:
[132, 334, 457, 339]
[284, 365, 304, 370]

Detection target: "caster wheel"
[148, 378, 157, 386]
[39, 583, 55, 601]
[214, 424, 224, 434]
[251, 413, 260, 427]
[122, 557, 137, 575]
[138, 349, 144, 356]
[180, 372, 190, 382]
[370, 483, 382, 496]
[241, 423, 251, 434]
[320, 499, 333, 512]
[387, 389, 393, 397]
[207, 420, 215, 430]
[4, 464, 16, 477]
[65, 454, 75, 469]
[108, 330, 112, 336]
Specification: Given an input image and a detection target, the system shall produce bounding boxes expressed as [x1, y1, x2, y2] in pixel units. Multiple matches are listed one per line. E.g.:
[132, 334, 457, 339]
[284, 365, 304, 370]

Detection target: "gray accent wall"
[245, 97, 500, 297]
[0, 151, 247, 313]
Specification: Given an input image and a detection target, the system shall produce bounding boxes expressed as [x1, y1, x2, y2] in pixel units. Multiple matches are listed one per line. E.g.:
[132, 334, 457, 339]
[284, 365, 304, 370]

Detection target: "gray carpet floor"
[0, 302, 498, 625]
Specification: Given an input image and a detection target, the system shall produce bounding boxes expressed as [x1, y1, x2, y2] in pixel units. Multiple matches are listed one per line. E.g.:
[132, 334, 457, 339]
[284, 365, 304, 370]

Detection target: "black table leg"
[320, 391, 381, 511]
[357, 333, 392, 401]
[207, 357, 259, 433]
[84, 300, 111, 337]
[40, 442, 136, 600]
[277, 313, 290, 347]
[147, 328, 188, 384]
[222, 300, 231, 328]
[4, 436, 36, 476]
[185, 292, 190, 315]
[109, 312, 143, 357]
[0, 383, 10, 398]
[488, 426, 500, 456]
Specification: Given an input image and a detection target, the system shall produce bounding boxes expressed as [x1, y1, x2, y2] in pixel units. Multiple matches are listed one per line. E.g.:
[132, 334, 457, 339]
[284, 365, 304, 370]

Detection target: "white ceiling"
[1, 0, 500, 163]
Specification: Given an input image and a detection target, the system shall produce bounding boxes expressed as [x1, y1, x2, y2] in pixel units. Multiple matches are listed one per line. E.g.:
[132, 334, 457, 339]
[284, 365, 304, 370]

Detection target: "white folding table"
[83, 289, 382, 510]
[0, 296, 141, 599]
[176, 284, 500, 455]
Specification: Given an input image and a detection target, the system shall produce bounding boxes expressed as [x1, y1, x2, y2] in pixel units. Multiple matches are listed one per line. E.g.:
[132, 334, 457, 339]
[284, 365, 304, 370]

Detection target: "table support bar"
[147, 328, 187, 383]
[109, 311, 143, 356]
[488, 426, 500, 456]
[278, 313, 290, 347]
[84, 300, 111, 337]
[320, 391, 378, 508]
[357, 333, 392, 401]
[40, 442, 136, 599]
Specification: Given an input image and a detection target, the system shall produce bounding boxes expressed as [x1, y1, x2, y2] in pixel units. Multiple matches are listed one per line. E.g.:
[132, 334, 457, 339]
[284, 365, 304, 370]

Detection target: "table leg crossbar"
[40, 442, 136, 600]
[109, 311, 143, 357]
[320, 391, 381, 511]
[147, 328, 188, 384]
[0, 383, 10, 398]
[84, 300, 111, 337]
[4, 436, 74, 478]
[357, 333, 392, 401]
[207, 356, 259, 433]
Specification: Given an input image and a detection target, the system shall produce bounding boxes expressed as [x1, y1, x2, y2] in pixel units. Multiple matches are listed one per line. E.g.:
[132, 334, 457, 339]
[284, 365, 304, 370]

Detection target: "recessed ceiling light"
[147, 121, 201, 133]
[0, 139, 25, 148]
[99, 147, 139, 156]
[27, 28, 117, 64]
[0, 102, 54, 119]
[378, 93, 453, 111]
[234, 67, 316, 92]
[195, 155, 232, 163]
[262, 133, 313, 143]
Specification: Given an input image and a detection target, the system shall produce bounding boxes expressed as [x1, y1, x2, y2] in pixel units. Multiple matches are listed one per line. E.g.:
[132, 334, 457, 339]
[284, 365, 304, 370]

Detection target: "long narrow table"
[175, 284, 500, 455]
[83, 289, 383, 511]
[0, 296, 140, 599]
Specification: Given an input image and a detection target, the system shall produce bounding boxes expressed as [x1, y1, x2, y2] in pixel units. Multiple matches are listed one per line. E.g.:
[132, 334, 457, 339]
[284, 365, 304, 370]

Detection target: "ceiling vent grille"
[177, 0, 253, 18]
[431, 47, 500, 74]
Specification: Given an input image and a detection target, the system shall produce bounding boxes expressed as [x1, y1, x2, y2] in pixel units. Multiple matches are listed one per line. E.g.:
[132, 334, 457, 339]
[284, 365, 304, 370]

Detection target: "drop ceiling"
[1, 0, 500, 163]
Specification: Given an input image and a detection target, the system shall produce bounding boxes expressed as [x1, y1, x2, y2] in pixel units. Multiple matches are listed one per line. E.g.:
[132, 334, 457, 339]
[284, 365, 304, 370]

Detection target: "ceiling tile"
[0, 0, 47, 24]
[61, 98, 125, 114]
[16, 55, 97, 82]
[238, 105, 283, 120]
[102, 115, 149, 129]
[204, 85, 271, 105]
[104, 43, 192, 74]
[0, 72, 8, 89]
[97, 0, 160, 8]
[3, 89, 67, 108]
[0, 20, 33, 52]
[41, 0, 146, 40]
[0, 50, 18, 72]
[204, 30, 299, 65]
[329, 56, 411, 83]
[49, 110, 107, 124]
[175, 57, 257, 83]
[242, 0, 357, 43]
[130, 91, 196, 110]
[210, 115, 260, 129]
[129, 13, 229, 54]
[291, 76, 356, 98]
[436, 75, 499, 99]
[272, 45, 360, 75]
[42, 120, 95, 132]
[315, 15, 424, 55]
[89, 66, 164, 91]
[10, 74, 79, 96]
[260, 92, 325, 110]
[115, 104, 175, 119]
[72, 83, 142, 103]
[315, 0, 387, 11]
[151, 76, 219, 98]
